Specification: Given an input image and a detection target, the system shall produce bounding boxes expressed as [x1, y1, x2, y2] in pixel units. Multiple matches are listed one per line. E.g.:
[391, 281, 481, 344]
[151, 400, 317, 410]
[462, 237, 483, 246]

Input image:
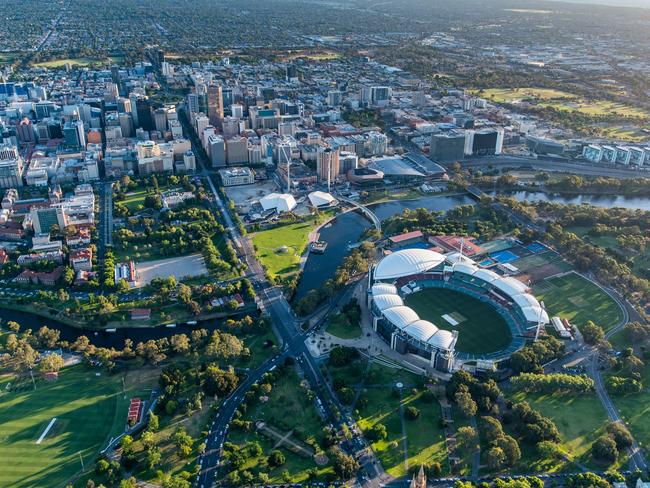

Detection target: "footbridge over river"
[336, 195, 382, 233]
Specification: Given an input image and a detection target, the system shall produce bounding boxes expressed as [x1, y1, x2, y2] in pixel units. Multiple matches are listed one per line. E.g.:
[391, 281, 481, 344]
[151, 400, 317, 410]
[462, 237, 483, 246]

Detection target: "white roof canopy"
[374, 249, 445, 280]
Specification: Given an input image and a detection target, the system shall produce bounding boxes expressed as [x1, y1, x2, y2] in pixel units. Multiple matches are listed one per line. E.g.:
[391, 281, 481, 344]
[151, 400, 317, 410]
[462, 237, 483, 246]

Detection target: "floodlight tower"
[534, 300, 546, 342]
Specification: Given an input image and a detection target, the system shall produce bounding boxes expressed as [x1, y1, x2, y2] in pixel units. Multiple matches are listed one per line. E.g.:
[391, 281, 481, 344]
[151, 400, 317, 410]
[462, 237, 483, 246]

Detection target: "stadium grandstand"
[367, 249, 549, 372]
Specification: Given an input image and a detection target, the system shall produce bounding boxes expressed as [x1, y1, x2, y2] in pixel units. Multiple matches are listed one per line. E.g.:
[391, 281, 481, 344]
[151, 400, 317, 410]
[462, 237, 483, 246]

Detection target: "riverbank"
[0, 299, 255, 331]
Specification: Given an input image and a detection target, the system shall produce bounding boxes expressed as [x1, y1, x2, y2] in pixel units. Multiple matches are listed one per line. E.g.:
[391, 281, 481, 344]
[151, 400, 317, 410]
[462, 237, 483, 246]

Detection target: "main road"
[174, 105, 381, 487]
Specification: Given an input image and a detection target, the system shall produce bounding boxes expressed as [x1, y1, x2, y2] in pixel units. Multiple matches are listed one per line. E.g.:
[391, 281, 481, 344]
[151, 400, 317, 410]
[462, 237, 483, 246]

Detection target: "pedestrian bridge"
[337, 196, 381, 232]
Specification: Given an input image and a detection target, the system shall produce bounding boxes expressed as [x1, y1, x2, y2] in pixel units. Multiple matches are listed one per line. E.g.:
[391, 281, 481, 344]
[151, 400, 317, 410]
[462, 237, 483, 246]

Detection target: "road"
[174, 98, 381, 486]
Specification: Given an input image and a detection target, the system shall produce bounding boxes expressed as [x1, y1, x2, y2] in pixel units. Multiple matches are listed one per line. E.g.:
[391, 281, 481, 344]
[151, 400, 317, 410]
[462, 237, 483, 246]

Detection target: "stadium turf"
[0, 366, 123, 488]
[404, 288, 512, 354]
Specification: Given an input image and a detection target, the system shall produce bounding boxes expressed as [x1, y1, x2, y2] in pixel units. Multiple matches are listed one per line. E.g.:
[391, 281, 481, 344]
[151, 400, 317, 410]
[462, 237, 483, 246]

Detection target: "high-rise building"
[0, 156, 24, 188]
[130, 94, 154, 131]
[226, 137, 249, 166]
[339, 151, 358, 174]
[327, 90, 342, 107]
[63, 120, 86, 149]
[187, 93, 200, 115]
[154, 108, 168, 134]
[207, 84, 224, 127]
[316, 147, 340, 190]
[231, 104, 244, 119]
[222, 117, 241, 139]
[222, 87, 233, 109]
[17, 118, 36, 144]
[366, 131, 388, 156]
[430, 131, 467, 161]
[116, 97, 131, 114]
[370, 86, 390, 106]
[208, 135, 226, 168]
[285, 64, 298, 81]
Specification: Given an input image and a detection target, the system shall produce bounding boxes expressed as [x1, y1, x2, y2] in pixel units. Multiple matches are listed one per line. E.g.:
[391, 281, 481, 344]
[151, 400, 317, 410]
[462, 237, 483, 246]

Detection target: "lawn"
[607, 362, 650, 461]
[405, 288, 512, 354]
[120, 189, 149, 213]
[532, 272, 624, 331]
[222, 367, 333, 483]
[0, 366, 125, 488]
[33, 56, 124, 68]
[325, 312, 362, 340]
[507, 390, 615, 472]
[252, 213, 333, 280]
[476, 87, 649, 119]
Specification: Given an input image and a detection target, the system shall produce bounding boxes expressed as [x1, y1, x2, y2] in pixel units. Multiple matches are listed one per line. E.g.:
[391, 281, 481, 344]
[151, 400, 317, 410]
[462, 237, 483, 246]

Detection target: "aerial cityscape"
[0, 1, 649, 487]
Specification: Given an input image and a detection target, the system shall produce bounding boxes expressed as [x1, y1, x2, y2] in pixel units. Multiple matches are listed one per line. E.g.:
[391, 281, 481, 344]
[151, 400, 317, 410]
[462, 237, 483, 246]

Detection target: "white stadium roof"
[308, 191, 336, 208]
[427, 329, 456, 349]
[373, 294, 404, 312]
[521, 306, 550, 324]
[374, 249, 445, 280]
[371, 283, 398, 296]
[453, 263, 479, 276]
[382, 306, 420, 330]
[492, 276, 529, 296]
[473, 268, 500, 283]
[260, 193, 297, 213]
[403, 320, 439, 342]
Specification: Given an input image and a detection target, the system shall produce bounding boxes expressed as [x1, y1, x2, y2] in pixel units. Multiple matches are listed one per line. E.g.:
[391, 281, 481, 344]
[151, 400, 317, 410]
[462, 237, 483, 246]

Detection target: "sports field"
[0, 367, 124, 488]
[405, 288, 511, 354]
[532, 272, 624, 331]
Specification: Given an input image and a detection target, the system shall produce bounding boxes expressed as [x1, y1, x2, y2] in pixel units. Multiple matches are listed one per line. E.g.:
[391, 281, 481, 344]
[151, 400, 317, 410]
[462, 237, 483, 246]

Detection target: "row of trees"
[510, 372, 594, 394]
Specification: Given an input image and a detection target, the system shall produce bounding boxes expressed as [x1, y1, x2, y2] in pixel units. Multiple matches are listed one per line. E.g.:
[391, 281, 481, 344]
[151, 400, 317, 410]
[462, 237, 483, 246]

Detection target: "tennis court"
[526, 242, 548, 254]
[490, 249, 519, 264]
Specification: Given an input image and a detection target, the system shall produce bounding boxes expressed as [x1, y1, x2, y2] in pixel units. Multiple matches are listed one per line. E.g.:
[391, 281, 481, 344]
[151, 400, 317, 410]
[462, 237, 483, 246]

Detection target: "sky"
[548, 0, 650, 7]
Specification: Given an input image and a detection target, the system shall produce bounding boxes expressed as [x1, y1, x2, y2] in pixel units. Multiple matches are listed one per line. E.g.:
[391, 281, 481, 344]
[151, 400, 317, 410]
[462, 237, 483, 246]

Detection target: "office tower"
[16, 118, 36, 144]
[119, 113, 134, 138]
[430, 131, 467, 161]
[116, 97, 131, 113]
[327, 90, 342, 107]
[135, 97, 154, 131]
[0, 156, 24, 188]
[370, 86, 390, 106]
[207, 84, 224, 127]
[63, 120, 86, 149]
[105, 82, 119, 102]
[222, 117, 240, 139]
[222, 87, 233, 109]
[231, 104, 244, 119]
[366, 131, 388, 156]
[316, 147, 340, 190]
[226, 137, 248, 165]
[208, 135, 226, 168]
[35, 102, 55, 120]
[339, 151, 358, 173]
[278, 121, 295, 137]
[285, 64, 298, 81]
[187, 93, 200, 115]
[248, 145, 262, 165]
[154, 108, 168, 134]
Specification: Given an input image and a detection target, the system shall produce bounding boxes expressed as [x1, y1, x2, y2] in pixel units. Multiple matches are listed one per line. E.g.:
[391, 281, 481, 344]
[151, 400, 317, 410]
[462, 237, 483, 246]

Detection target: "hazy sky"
[549, 0, 650, 7]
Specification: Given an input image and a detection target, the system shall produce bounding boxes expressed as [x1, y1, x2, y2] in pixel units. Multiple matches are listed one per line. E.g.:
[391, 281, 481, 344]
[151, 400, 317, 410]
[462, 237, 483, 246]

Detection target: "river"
[0, 307, 238, 349]
[293, 194, 476, 300]
[489, 190, 650, 211]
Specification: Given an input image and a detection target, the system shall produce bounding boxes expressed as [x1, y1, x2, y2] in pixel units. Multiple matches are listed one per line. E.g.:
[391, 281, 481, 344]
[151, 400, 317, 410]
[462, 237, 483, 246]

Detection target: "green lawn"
[607, 362, 650, 461]
[252, 214, 332, 280]
[0, 366, 125, 488]
[533, 272, 624, 331]
[405, 288, 512, 354]
[507, 391, 615, 472]
[325, 313, 362, 340]
[34, 56, 124, 68]
[120, 189, 149, 213]
[402, 391, 447, 474]
[222, 368, 333, 484]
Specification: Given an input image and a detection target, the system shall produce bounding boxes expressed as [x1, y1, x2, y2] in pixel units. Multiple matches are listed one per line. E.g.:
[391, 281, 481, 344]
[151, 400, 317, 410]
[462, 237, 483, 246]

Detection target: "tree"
[455, 389, 477, 417]
[39, 353, 65, 373]
[405, 406, 421, 420]
[457, 426, 478, 448]
[582, 321, 605, 345]
[141, 430, 155, 449]
[330, 446, 360, 478]
[606, 422, 633, 449]
[145, 446, 162, 469]
[592, 435, 618, 464]
[495, 435, 521, 467]
[202, 365, 239, 397]
[148, 412, 159, 431]
[486, 446, 507, 470]
[170, 334, 190, 355]
[268, 449, 285, 467]
[173, 427, 193, 457]
[482, 416, 505, 443]
[368, 423, 388, 442]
